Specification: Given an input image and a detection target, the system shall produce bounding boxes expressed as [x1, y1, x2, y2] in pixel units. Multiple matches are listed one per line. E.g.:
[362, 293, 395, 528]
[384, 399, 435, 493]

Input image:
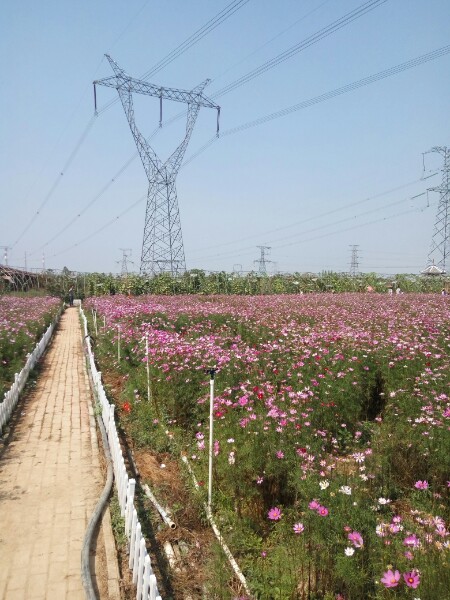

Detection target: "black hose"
[81, 411, 114, 599]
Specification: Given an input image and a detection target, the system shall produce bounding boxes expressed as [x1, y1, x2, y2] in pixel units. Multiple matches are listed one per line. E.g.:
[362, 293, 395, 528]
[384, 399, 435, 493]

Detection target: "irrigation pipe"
[142, 483, 177, 530]
[181, 456, 253, 597]
[81, 413, 114, 600]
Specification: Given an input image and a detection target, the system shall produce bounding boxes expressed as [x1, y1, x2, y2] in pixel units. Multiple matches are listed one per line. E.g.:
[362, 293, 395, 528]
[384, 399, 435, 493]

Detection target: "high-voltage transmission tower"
[349, 244, 360, 276]
[118, 248, 132, 277]
[0, 246, 10, 266]
[425, 147, 450, 271]
[254, 246, 272, 275]
[94, 55, 220, 277]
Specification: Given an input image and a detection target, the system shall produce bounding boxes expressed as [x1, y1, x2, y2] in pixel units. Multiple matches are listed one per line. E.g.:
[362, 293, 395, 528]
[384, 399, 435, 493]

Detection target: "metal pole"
[146, 335, 151, 402]
[207, 369, 216, 511]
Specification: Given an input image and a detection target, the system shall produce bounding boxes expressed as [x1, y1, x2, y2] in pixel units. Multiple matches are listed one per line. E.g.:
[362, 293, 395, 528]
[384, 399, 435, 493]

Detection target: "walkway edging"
[80, 305, 163, 600]
[0, 304, 63, 435]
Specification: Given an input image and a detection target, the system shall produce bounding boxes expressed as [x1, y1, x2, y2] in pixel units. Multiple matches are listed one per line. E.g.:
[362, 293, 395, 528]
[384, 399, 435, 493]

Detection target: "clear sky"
[1, 0, 449, 275]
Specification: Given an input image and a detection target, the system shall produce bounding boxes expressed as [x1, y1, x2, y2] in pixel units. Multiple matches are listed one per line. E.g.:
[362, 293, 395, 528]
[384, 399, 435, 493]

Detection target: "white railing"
[0, 307, 63, 434]
[80, 307, 163, 600]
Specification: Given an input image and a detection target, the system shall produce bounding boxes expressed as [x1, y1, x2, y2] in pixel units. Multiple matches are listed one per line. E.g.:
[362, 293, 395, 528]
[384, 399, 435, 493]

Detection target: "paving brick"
[0, 309, 120, 599]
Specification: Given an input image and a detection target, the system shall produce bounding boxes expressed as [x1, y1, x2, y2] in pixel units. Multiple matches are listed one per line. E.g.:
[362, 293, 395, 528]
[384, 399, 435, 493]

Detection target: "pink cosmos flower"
[293, 522, 305, 534]
[268, 507, 282, 521]
[317, 506, 329, 517]
[348, 531, 364, 548]
[403, 570, 420, 588]
[380, 569, 401, 588]
[404, 534, 420, 548]
[309, 500, 320, 510]
[414, 480, 429, 489]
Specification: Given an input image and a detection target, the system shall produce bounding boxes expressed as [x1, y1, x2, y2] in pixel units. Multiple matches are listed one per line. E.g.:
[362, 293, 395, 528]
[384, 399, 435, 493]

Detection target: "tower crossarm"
[95, 55, 220, 111]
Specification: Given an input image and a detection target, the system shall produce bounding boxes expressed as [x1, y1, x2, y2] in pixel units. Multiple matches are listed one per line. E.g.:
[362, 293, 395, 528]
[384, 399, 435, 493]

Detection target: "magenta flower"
[404, 534, 420, 548]
[403, 570, 420, 588]
[348, 531, 364, 548]
[317, 506, 329, 517]
[309, 500, 321, 510]
[293, 522, 305, 534]
[414, 480, 429, 490]
[268, 507, 282, 521]
[380, 569, 401, 588]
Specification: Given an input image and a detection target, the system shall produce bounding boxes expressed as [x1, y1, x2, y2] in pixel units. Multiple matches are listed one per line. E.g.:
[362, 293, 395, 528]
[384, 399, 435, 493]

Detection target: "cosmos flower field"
[85, 293, 450, 599]
[0, 296, 60, 400]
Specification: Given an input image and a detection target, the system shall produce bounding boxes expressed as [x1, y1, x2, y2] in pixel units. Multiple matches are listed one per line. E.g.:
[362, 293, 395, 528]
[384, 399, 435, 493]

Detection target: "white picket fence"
[80, 307, 163, 600]
[0, 307, 62, 434]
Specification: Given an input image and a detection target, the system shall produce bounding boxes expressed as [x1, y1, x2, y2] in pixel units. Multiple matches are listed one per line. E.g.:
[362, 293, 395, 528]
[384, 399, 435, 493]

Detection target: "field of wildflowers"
[0, 296, 61, 400]
[85, 293, 450, 599]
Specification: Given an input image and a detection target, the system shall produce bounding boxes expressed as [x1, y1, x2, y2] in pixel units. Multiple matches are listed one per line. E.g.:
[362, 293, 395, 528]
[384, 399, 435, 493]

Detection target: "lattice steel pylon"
[94, 55, 220, 276]
[426, 146, 450, 271]
[254, 246, 272, 275]
[118, 248, 132, 277]
[349, 244, 360, 276]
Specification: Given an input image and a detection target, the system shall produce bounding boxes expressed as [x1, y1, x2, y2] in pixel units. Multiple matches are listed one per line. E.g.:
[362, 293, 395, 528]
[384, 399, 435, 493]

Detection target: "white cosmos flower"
[344, 547, 355, 556]
[378, 497, 391, 505]
[339, 486, 352, 495]
[319, 480, 330, 490]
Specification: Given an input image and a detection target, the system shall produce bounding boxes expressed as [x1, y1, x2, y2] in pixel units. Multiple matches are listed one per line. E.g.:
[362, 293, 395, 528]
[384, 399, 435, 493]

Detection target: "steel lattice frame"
[94, 55, 220, 276]
[427, 147, 450, 271]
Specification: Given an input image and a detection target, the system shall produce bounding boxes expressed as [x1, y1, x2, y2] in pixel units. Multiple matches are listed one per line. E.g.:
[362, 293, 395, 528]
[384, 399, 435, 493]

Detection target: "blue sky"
[1, 0, 449, 275]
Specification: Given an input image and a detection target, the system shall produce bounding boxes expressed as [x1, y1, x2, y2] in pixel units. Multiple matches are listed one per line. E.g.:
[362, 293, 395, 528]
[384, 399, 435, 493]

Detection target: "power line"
[210, 0, 388, 98]
[211, 0, 333, 84]
[12, 115, 97, 248]
[181, 44, 450, 168]
[11, 3, 152, 249]
[187, 175, 437, 257]
[221, 45, 450, 135]
[27, 1, 393, 251]
[97, 0, 251, 116]
[188, 188, 433, 263]
[13, 1, 250, 254]
[34, 41, 446, 261]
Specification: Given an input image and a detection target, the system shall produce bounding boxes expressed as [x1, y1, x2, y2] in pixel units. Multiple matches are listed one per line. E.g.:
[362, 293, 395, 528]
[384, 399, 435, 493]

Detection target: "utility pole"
[349, 245, 360, 276]
[94, 55, 220, 277]
[24, 251, 27, 271]
[254, 246, 272, 276]
[425, 147, 450, 271]
[42, 252, 46, 272]
[233, 264, 242, 275]
[0, 246, 11, 266]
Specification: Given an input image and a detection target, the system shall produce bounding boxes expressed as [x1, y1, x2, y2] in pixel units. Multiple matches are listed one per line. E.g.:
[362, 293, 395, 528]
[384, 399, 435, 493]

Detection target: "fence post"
[126, 479, 136, 537]
[136, 538, 146, 599]
[132, 523, 142, 583]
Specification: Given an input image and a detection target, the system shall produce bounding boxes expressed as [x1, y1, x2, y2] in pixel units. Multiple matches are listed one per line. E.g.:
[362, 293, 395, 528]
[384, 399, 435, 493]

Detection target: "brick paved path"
[0, 308, 121, 600]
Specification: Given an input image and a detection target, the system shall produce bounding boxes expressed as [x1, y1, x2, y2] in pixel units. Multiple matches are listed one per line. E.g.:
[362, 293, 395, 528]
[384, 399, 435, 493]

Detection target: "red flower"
[122, 402, 131, 413]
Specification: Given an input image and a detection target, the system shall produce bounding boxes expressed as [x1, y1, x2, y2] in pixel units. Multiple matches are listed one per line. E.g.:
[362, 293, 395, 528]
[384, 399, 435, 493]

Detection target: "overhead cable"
[12, 115, 97, 248]
[97, 0, 251, 115]
[211, 0, 388, 98]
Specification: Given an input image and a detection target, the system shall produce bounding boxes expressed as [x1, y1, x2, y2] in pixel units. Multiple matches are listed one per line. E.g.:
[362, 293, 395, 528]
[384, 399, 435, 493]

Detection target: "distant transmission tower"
[425, 146, 450, 271]
[118, 248, 132, 276]
[94, 55, 220, 277]
[254, 246, 272, 275]
[0, 246, 10, 266]
[349, 244, 360, 276]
